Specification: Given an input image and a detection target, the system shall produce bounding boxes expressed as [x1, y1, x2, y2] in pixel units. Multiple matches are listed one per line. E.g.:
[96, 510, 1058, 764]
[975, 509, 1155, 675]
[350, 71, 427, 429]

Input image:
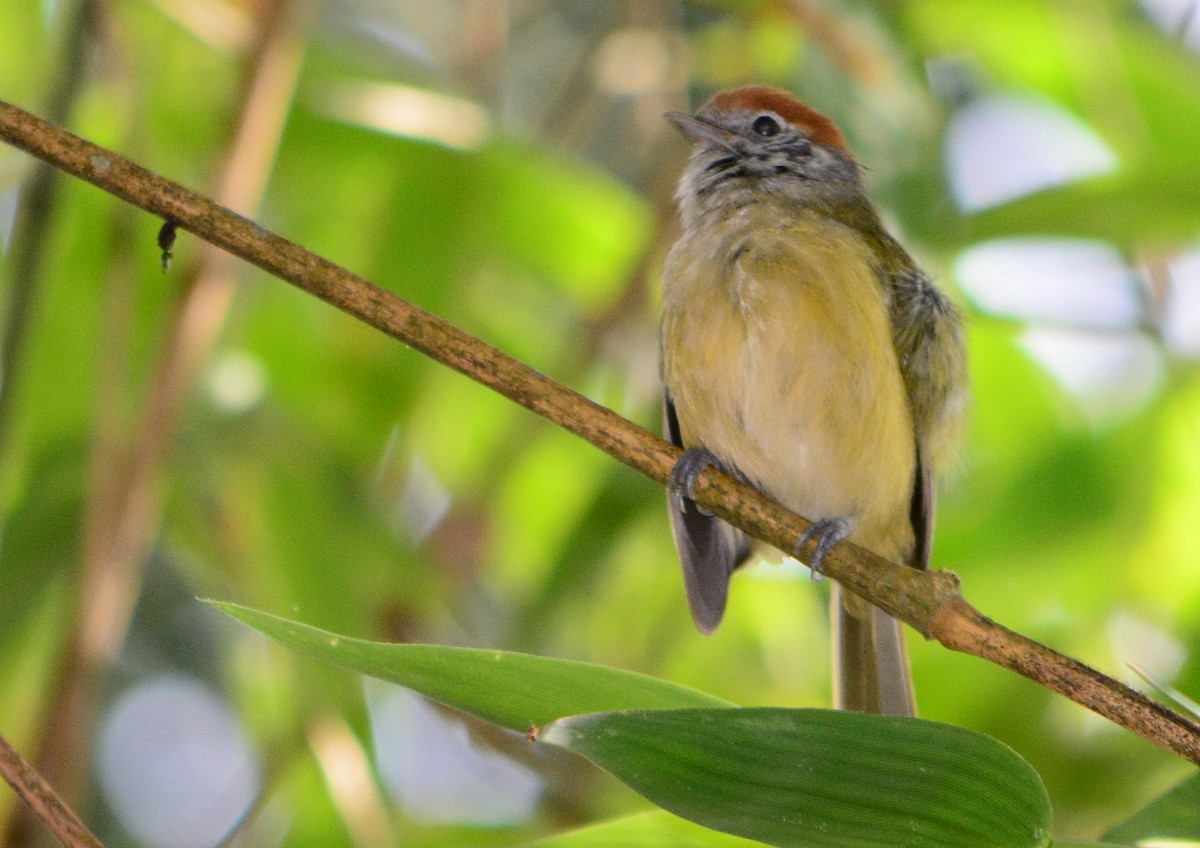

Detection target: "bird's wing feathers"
[664, 392, 752, 633]
[883, 261, 967, 571]
[909, 442, 935, 571]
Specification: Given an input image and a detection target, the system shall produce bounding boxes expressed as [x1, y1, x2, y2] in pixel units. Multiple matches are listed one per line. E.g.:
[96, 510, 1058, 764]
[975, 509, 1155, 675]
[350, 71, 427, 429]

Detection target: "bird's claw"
[794, 517, 853, 582]
[669, 448, 728, 516]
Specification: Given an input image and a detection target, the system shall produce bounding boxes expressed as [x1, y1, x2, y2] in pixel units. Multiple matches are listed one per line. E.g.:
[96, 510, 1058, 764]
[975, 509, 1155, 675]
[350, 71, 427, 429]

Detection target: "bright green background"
[1, 0, 1199, 845]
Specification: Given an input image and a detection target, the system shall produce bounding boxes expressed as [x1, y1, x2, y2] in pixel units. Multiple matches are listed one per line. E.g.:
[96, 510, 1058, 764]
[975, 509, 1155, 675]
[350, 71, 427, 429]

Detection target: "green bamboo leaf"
[525, 810, 767, 847]
[211, 602, 730, 731]
[961, 173, 1200, 248]
[541, 708, 1051, 848]
[1101, 771, 1200, 844]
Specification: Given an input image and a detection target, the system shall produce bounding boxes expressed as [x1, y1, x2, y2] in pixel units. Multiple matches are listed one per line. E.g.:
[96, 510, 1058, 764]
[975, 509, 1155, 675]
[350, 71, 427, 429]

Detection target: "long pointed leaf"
[542, 708, 1051, 848]
[212, 601, 730, 731]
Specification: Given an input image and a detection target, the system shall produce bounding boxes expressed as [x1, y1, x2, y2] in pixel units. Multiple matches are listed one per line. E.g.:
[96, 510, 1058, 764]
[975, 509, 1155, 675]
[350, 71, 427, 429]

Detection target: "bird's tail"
[832, 582, 916, 716]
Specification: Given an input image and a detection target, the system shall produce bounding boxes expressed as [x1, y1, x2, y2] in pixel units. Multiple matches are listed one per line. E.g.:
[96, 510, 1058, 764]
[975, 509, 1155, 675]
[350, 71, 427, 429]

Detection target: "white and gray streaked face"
[668, 87, 864, 227]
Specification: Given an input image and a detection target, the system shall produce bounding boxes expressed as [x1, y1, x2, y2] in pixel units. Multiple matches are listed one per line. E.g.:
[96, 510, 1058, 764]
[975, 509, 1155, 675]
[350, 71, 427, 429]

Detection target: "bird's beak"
[665, 111, 738, 151]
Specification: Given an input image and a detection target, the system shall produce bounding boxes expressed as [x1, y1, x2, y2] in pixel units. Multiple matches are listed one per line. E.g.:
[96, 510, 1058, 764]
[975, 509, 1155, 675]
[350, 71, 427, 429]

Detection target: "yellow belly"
[661, 205, 916, 562]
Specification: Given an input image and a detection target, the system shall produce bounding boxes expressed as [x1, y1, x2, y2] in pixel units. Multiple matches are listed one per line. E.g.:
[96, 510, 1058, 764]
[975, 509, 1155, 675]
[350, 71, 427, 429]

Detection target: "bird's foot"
[794, 517, 853, 583]
[669, 448, 732, 516]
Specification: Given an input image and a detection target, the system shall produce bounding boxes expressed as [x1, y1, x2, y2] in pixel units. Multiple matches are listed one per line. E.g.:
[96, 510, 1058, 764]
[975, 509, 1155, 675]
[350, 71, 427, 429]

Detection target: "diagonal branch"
[1, 97, 1198, 766]
[0, 732, 103, 848]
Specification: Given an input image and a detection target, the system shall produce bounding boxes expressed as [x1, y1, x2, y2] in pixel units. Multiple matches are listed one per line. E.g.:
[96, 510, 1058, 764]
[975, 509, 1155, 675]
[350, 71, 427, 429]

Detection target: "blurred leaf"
[510, 464, 652, 649]
[213, 602, 731, 731]
[541, 708, 1052, 848]
[905, 0, 1200, 251]
[481, 142, 651, 314]
[525, 810, 766, 847]
[493, 425, 611, 595]
[0, 442, 85, 644]
[962, 174, 1200, 248]
[1101, 771, 1200, 844]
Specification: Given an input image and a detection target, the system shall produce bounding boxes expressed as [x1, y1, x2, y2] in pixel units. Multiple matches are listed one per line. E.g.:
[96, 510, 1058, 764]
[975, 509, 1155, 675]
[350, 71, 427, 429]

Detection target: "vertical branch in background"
[20, 0, 307, 826]
[0, 0, 97, 472]
[0, 5, 104, 840]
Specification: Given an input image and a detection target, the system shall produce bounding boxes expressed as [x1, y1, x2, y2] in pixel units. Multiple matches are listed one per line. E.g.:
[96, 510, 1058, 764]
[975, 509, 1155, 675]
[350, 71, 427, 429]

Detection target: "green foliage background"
[1, 0, 1199, 845]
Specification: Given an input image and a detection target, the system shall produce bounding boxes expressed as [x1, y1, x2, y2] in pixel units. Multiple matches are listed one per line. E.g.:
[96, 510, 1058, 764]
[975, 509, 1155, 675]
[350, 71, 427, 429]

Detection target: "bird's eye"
[752, 115, 781, 137]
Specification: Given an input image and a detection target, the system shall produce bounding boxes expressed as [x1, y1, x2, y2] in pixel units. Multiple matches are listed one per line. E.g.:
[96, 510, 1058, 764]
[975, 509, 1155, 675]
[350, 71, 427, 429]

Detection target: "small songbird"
[661, 86, 967, 716]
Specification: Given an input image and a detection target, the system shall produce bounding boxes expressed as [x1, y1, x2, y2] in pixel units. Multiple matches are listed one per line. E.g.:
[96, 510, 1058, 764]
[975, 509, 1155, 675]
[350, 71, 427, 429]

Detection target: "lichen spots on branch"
[705, 86, 849, 152]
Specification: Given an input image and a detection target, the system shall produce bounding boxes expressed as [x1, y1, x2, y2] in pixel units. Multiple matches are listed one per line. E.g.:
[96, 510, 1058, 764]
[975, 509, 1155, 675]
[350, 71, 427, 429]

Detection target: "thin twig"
[1, 97, 1198, 766]
[0, 732, 103, 848]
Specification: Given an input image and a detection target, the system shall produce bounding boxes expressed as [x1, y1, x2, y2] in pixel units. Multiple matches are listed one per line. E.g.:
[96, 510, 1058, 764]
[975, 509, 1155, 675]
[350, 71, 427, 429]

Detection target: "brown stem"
[931, 597, 1200, 765]
[1, 97, 1198, 766]
[0, 733, 103, 848]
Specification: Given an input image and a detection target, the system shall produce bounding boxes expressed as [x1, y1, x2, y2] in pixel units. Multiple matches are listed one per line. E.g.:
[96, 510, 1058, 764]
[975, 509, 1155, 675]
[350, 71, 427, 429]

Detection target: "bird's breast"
[661, 205, 917, 560]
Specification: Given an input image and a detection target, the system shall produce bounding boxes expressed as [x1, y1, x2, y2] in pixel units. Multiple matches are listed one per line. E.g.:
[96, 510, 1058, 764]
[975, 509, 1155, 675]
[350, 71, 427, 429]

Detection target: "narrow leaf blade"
[212, 601, 731, 731]
[542, 708, 1051, 848]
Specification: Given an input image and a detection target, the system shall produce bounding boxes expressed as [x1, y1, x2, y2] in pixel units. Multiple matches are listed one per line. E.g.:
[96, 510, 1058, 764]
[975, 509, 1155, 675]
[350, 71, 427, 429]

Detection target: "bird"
[660, 86, 967, 716]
